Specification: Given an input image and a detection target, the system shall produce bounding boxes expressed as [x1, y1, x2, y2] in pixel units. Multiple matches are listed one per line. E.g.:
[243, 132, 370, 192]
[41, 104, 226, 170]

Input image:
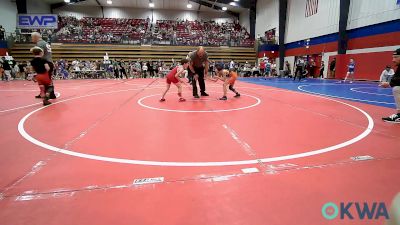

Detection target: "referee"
[31, 32, 56, 99]
[188, 46, 209, 98]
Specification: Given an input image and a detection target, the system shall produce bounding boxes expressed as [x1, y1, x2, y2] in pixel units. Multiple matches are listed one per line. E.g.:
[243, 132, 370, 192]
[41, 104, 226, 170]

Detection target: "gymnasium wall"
[285, 0, 340, 44]
[26, 0, 51, 14]
[284, 0, 399, 44]
[54, 5, 235, 23]
[257, 0, 400, 80]
[0, 0, 18, 34]
[0, 0, 50, 33]
[239, 9, 250, 33]
[55, 5, 103, 18]
[0, 0, 49, 56]
[347, 0, 400, 30]
[284, 19, 400, 80]
[255, 0, 279, 38]
[257, 44, 279, 58]
[332, 47, 400, 81]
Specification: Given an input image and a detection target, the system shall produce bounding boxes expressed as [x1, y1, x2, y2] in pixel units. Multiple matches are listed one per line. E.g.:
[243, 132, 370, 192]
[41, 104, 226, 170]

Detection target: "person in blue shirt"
[343, 58, 356, 83]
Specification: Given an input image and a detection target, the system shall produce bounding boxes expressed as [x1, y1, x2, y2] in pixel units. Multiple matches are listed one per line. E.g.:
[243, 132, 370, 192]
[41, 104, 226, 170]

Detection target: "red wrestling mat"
[0, 79, 399, 225]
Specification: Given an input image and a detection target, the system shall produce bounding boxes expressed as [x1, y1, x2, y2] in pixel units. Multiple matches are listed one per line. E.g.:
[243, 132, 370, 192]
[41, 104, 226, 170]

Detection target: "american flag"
[305, 0, 319, 17]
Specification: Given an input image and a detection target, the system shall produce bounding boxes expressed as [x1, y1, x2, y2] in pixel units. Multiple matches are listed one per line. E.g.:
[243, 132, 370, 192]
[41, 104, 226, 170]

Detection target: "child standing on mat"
[212, 63, 240, 100]
[160, 59, 189, 102]
[30, 47, 54, 106]
[343, 58, 356, 83]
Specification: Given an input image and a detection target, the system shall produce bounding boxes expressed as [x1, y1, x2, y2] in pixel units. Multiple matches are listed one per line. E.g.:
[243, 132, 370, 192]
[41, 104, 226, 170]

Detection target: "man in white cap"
[31, 32, 56, 99]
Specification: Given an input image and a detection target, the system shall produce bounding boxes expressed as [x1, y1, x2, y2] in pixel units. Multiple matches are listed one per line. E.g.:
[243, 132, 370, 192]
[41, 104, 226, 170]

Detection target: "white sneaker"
[382, 114, 400, 123]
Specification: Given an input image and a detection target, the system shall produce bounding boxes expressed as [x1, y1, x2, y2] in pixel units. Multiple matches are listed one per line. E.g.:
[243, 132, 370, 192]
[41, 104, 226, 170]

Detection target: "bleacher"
[49, 16, 254, 47]
[10, 43, 256, 65]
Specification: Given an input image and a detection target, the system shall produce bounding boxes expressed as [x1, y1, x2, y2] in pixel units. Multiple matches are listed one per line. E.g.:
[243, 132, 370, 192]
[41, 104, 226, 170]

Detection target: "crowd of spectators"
[54, 59, 263, 79]
[0, 57, 27, 81]
[154, 19, 253, 46]
[55, 16, 151, 44]
[1, 56, 264, 81]
[51, 58, 175, 79]
[14, 16, 254, 47]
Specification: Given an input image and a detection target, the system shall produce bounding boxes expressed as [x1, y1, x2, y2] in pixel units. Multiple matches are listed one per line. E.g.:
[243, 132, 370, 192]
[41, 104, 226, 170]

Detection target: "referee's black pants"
[189, 66, 206, 97]
[47, 62, 57, 99]
[294, 66, 303, 81]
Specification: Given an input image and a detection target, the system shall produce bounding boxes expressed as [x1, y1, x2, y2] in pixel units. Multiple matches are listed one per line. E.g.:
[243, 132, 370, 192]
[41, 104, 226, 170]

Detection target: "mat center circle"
[137, 93, 261, 113]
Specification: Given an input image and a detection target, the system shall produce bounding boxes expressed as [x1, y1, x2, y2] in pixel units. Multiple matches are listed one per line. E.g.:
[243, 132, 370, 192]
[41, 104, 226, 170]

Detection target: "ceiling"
[45, 0, 248, 13]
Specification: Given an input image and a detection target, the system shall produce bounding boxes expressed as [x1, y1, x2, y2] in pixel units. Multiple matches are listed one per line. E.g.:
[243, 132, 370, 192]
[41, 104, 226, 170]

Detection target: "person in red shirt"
[259, 60, 266, 76]
[160, 58, 189, 102]
[30, 47, 53, 106]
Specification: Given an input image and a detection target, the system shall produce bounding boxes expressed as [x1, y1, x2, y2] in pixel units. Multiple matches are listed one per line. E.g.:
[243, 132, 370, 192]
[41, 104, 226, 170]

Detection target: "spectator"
[284, 61, 292, 77]
[252, 65, 260, 77]
[119, 60, 128, 79]
[2, 57, 12, 81]
[271, 61, 277, 76]
[229, 60, 235, 70]
[380, 65, 395, 83]
[294, 57, 305, 81]
[148, 61, 155, 78]
[135, 61, 141, 77]
[113, 60, 120, 79]
[265, 61, 271, 77]
[13, 62, 20, 79]
[0, 25, 5, 40]
[142, 62, 148, 78]
[329, 58, 336, 78]
[18, 62, 27, 79]
[309, 59, 316, 78]
[0, 58, 4, 80]
[319, 61, 325, 79]
[259, 60, 266, 76]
